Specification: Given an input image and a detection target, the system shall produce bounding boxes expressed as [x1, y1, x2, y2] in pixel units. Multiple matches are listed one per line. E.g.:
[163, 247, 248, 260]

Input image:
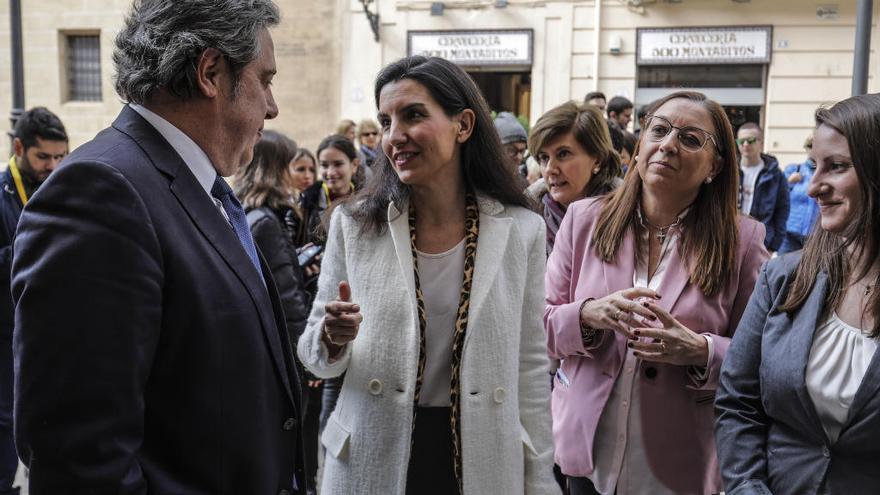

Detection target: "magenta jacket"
[544, 197, 768, 494]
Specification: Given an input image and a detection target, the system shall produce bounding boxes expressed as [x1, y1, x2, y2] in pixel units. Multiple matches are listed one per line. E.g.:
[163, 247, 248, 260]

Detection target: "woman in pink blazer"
[544, 91, 769, 495]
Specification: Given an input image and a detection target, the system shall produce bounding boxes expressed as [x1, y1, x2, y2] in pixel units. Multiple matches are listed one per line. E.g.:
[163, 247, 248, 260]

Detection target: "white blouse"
[589, 220, 713, 494]
[415, 238, 466, 407]
[588, 229, 682, 495]
[806, 312, 878, 444]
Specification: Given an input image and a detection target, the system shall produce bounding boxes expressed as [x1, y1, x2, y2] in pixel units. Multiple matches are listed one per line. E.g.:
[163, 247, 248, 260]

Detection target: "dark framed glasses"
[504, 143, 527, 161]
[644, 115, 719, 153]
[735, 137, 759, 146]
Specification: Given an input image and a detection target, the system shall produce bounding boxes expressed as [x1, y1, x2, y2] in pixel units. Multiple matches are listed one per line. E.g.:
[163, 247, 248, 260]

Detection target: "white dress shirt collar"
[129, 103, 218, 198]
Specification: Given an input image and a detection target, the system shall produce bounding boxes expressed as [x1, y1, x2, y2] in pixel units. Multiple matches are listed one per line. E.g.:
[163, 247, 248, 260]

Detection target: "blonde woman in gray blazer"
[298, 56, 559, 495]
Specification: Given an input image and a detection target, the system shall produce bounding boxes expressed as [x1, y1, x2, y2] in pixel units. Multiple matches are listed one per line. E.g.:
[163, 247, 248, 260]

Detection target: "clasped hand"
[579, 288, 708, 366]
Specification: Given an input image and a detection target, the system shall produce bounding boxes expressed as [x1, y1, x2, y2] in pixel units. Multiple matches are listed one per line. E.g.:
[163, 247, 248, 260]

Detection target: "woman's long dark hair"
[347, 56, 531, 235]
[233, 129, 297, 211]
[317, 134, 358, 163]
[779, 93, 880, 336]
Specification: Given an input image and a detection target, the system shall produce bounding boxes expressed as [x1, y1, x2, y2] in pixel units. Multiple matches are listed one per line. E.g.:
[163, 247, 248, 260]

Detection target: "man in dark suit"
[11, 1, 306, 493]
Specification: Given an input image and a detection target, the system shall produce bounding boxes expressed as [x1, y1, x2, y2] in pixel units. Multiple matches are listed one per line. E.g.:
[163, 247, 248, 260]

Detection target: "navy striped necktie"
[210, 176, 265, 283]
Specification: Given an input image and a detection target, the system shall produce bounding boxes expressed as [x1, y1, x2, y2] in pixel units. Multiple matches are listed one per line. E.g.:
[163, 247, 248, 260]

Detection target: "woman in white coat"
[298, 56, 559, 495]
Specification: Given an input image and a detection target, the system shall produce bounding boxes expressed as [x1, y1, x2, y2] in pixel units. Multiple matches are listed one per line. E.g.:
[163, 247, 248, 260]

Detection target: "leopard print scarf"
[408, 192, 479, 495]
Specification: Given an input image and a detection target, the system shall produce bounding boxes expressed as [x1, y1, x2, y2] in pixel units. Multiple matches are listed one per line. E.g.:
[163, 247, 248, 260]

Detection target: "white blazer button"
[368, 378, 383, 395]
[493, 387, 506, 403]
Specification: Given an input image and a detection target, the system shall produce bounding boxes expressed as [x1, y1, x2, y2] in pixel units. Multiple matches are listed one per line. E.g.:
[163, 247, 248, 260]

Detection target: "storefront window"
[638, 64, 763, 89]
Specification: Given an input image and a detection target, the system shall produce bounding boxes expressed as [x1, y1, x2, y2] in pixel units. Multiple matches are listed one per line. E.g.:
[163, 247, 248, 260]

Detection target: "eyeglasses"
[361, 131, 378, 137]
[504, 144, 527, 161]
[735, 137, 759, 146]
[644, 115, 718, 153]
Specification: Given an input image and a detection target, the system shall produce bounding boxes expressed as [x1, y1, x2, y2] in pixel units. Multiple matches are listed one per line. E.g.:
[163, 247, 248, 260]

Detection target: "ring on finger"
[614, 309, 624, 320]
[660, 341, 667, 353]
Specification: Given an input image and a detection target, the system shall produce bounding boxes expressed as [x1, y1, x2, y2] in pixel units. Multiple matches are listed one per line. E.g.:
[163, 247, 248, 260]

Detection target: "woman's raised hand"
[321, 281, 363, 357]
[579, 287, 661, 339]
[628, 301, 709, 367]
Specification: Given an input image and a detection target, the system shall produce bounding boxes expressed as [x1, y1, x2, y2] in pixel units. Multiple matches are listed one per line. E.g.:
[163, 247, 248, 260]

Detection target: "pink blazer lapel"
[601, 229, 690, 366]
[602, 228, 690, 310]
[602, 227, 637, 366]
[602, 227, 636, 294]
[654, 242, 690, 314]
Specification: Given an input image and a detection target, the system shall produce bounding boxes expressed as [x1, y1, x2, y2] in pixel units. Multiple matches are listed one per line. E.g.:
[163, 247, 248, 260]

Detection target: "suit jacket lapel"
[792, 272, 828, 438]
[843, 311, 880, 430]
[844, 351, 880, 431]
[465, 208, 512, 349]
[603, 228, 636, 295]
[113, 106, 295, 407]
[604, 228, 636, 365]
[388, 201, 416, 293]
[259, 249, 298, 408]
[655, 241, 689, 315]
[387, 201, 418, 321]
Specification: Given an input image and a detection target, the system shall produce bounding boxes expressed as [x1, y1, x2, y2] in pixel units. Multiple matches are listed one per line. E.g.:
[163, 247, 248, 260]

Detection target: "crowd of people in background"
[240, 79, 869, 494]
[1, 1, 878, 494]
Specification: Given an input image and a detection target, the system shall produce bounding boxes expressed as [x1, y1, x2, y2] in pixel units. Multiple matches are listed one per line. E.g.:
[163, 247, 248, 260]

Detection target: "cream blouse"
[806, 312, 878, 444]
[415, 238, 466, 407]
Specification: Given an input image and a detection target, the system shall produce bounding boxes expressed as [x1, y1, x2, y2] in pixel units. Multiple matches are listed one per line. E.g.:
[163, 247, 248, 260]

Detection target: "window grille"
[66, 34, 102, 102]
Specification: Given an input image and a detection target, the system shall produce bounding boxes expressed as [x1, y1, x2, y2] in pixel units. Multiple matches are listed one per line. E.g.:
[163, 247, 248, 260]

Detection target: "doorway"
[635, 64, 767, 132]
[724, 106, 762, 132]
[467, 71, 532, 121]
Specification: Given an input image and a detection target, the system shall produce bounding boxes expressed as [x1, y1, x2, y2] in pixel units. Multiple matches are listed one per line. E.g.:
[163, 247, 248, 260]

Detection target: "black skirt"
[406, 406, 458, 495]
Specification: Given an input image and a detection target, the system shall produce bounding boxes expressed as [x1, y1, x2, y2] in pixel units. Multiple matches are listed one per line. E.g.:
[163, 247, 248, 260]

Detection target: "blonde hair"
[335, 119, 356, 137]
[357, 119, 379, 138]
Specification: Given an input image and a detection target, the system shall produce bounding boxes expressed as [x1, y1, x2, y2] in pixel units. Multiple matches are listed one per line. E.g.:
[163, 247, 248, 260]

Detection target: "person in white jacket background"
[297, 55, 559, 495]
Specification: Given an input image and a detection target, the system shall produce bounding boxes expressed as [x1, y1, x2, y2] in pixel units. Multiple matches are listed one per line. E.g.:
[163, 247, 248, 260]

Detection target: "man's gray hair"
[113, 0, 280, 104]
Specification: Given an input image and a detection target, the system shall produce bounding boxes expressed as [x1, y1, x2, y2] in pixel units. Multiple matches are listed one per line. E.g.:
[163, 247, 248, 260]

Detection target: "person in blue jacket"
[779, 136, 820, 254]
[737, 122, 790, 252]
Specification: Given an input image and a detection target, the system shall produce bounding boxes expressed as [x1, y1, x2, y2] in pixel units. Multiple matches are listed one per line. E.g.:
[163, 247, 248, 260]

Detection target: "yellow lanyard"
[321, 181, 355, 207]
[8, 156, 29, 206]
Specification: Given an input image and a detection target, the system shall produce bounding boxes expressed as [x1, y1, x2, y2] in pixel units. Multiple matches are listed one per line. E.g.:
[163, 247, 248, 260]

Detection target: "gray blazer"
[715, 253, 880, 494]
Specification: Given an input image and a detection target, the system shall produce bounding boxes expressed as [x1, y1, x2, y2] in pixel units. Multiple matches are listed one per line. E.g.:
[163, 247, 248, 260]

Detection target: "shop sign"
[637, 26, 772, 65]
[407, 29, 533, 66]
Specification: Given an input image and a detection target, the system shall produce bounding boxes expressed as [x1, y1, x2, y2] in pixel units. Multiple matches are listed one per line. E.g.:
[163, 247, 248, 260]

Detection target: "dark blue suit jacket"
[0, 167, 24, 338]
[738, 154, 790, 252]
[12, 106, 306, 494]
[716, 253, 880, 494]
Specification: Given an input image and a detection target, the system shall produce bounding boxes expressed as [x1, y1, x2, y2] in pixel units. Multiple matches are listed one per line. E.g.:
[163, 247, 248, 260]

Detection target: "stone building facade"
[0, 1, 876, 166]
[341, 0, 879, 165]
[0, 0, 342, 158]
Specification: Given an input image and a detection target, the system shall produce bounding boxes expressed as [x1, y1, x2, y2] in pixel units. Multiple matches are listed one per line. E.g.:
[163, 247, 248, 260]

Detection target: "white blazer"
[298, 195, 559, 495]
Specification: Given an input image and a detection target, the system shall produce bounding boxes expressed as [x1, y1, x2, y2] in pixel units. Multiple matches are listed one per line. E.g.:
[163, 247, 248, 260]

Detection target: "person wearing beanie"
[494, 111, 529, 187]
